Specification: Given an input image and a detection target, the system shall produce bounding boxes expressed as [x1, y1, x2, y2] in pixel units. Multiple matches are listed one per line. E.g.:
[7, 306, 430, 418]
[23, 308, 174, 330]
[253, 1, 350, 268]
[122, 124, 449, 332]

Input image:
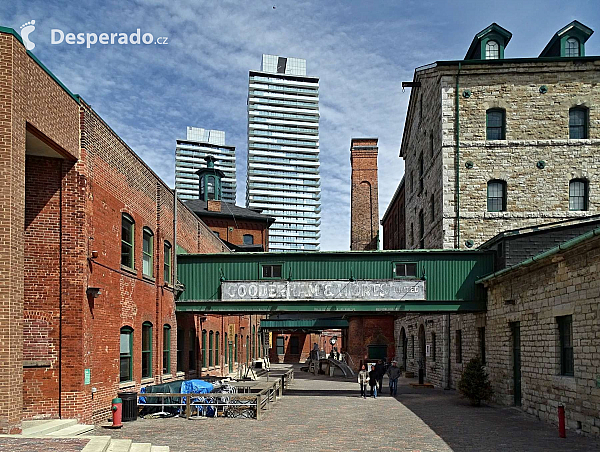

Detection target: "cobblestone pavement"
[0, 437, 89, 451]
[95, 365, 600, 452]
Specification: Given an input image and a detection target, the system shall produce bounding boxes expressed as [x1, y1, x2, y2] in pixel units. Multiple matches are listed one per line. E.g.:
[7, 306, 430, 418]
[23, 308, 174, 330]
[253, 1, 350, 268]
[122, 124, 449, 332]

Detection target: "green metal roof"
[176, 250, 494, 313]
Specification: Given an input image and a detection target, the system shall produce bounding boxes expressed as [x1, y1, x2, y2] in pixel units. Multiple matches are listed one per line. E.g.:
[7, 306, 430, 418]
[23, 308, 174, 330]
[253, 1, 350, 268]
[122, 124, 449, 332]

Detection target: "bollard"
[558, 405, 566, 438]
[111, 397, 123, 428]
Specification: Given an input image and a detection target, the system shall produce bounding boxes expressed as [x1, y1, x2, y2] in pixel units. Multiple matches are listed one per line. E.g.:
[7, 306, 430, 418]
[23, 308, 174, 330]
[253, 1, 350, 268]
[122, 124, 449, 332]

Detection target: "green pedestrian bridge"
[175, 250, 494, 314]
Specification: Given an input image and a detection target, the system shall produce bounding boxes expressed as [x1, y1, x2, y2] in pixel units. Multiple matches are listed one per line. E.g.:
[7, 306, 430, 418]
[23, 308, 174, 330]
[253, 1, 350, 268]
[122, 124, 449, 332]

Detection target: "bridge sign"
[221, 280, 425, 302]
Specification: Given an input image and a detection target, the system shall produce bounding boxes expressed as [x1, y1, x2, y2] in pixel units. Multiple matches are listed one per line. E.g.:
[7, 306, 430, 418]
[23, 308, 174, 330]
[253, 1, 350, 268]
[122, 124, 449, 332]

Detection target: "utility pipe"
[455, 62, 462, 249]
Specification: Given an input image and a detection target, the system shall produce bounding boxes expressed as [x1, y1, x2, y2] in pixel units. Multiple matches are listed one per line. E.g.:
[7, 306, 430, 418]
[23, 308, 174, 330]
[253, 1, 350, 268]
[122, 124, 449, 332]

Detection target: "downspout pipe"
[455, 62, 461, 249]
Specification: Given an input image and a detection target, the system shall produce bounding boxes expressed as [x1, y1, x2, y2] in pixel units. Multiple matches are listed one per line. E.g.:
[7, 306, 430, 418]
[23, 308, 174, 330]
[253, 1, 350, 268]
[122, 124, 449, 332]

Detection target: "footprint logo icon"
[20, 20, 36, 51]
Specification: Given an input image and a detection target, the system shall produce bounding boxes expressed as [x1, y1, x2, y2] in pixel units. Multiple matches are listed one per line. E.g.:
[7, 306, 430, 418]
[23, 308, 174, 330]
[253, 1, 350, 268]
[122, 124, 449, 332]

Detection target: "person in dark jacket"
[374, 360, 385, 394]
[387, 360, 401, 396]
[368, 366, 378, 398]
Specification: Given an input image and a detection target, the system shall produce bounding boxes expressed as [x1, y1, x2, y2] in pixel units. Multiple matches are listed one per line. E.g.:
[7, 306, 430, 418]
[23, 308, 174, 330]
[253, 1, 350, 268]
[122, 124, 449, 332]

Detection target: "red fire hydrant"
[111, 397, 123, 428]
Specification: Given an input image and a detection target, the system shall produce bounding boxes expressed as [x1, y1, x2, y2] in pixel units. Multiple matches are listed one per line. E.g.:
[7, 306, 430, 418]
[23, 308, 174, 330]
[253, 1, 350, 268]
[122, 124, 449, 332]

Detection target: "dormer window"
[485, 40, 499, 59]
[565, 37, 580, 57]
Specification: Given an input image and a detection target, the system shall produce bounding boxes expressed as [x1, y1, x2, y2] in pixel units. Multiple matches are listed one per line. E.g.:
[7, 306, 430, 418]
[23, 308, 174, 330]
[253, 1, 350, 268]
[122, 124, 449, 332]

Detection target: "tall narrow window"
[431, 332, 436, 361]
[208, 331, 214, 367]
[430, 194, 435, 221]
[121, 214, 135, 269]
[486, 109, 505, 140]
[487, 180, 507, 212]
[142, 228, 154, 277]
[418, 154, 424, 193]
[252, 325, 256, 359]
[411, 335, 415, 358]
[207, 176, 215, 200]
[235, 334, 238, 362]
[569, 107, 588, 139]
[120, 326, 133, 382]
[177, 328, 183, 372]
[215, 332, 220, 366]
[201, 330, 207, 368]
[485, 40, 499, 59]
[246, 335, 250, 363]
[163, 324, 171, 374]
[243, 234, 254, 245]
[419, 210, 425, 249]
[276, 336, 285, 355]
[565, 37, 580, 57]
[569, 179, 588, 211]
[188, 330, 196, 371]
[478, 327, 486, 365]
[456, 330, 462, 363]
[164, 241, 172, 284]
[142, 322, 153, 378]
[558, 316, 574, 376]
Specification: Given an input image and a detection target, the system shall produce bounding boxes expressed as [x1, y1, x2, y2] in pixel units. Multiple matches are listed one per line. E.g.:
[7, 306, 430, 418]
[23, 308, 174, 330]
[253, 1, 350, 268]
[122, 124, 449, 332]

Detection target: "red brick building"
[185, 199, 275, 251]
[381, 177, 406, 250]
[0, 26, 261, 432]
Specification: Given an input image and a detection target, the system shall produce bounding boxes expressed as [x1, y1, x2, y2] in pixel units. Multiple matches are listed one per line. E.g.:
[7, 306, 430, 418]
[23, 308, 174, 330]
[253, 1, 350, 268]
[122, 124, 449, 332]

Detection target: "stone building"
[390, 20, 600, 435]
[0, 25, 260, 432]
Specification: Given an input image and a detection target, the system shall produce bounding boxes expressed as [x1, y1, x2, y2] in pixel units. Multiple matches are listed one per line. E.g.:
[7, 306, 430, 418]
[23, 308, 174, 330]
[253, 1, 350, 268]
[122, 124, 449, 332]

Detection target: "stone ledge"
[23, 360, 51, 368]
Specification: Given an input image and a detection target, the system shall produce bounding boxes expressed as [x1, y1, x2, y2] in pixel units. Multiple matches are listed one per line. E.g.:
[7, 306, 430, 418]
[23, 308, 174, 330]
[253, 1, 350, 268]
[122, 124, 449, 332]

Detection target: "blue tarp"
[181, 379, 214, 395]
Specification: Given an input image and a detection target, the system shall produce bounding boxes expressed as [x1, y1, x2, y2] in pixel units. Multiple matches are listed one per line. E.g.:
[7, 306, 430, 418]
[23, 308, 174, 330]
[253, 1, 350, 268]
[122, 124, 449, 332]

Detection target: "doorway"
[511, 322, 521, 406]
[418, 324, 426, 378]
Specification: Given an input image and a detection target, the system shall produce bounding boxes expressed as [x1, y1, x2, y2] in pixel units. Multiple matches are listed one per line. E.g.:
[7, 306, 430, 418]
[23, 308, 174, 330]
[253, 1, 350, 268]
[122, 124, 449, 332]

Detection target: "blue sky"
[3, 0, 600, 250]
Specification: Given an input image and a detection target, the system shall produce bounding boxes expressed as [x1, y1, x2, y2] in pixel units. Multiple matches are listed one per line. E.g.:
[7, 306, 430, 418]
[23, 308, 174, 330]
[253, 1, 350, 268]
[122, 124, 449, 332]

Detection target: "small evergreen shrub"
[457, 357, 493, 406]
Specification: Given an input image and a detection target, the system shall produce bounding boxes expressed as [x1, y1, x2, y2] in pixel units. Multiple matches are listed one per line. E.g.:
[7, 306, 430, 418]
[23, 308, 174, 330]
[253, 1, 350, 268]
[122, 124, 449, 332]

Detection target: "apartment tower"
[246, 55, 321, 252]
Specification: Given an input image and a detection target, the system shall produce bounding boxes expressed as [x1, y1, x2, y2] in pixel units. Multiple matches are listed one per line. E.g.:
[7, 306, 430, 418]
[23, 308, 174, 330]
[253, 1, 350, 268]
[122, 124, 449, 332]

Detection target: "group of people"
[357, 359, 401, 398]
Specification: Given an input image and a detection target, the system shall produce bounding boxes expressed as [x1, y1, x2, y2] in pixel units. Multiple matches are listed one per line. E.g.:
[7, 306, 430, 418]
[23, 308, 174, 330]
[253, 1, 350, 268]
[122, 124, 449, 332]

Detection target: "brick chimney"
[350, 138, 379, 251]
[207, 200, 222, 212]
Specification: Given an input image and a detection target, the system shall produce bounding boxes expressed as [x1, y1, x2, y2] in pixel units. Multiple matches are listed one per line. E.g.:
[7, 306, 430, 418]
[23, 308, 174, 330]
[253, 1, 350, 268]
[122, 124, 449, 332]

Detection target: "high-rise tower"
[246, 55, 321, 252]
[175, 127, 236, 203]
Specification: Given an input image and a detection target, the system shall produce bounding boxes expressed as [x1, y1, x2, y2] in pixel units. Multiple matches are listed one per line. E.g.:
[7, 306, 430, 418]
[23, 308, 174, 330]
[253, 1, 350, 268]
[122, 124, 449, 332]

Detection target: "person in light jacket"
[357, 364, 369, 399]
[387, 360, 401, 397]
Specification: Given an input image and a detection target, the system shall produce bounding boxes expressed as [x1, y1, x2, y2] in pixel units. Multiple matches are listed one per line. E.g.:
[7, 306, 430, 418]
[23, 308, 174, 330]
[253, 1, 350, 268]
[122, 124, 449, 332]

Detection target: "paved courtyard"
[96, 365, 600, 452]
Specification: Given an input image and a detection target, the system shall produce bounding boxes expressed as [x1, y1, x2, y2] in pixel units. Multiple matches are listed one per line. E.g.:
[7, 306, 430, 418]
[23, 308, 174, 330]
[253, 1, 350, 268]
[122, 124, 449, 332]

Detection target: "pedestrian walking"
[387, 360, 401, 397]
[374, 359, 385, 394]
[358, 364, 369, 398]
[368, 365, 378, 398]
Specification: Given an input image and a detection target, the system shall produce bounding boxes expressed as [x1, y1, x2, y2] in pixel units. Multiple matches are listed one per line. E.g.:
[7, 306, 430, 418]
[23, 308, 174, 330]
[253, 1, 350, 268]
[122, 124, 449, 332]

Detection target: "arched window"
[569, 107, 588, 139]
[209, 331, 214, 367]
[142, 322, 153, 378]
[566, 37, 580, 57]
[569, 179, 589, 211]
[487, 180, 507, 212]
[486, 40, 499, 59]
[243, 234, 254, 245]
[120, 326, 133, 382]
[207, 176, 215, 200]
[215, 332, 220, 366]
[201, 330, 207, 368]
[164, 241, 172, 284]
[142, 227, 154, 277]
[163, 324, 171, 374]
[486, 109, 505, 140]
[121, 214, 135, 269]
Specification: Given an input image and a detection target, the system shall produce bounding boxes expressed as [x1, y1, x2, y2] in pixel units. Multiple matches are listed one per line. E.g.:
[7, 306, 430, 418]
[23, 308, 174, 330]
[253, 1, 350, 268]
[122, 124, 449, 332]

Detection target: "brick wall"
[201, 217, 270, 250]
[346, 316, 395, 371]
[382, 179, 405, 250]
[0, 29, 81, 433]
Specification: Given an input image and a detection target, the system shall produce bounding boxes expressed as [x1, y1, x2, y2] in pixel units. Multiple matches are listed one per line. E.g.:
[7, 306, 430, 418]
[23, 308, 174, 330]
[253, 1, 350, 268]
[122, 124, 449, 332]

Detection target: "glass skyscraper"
[175, 127, 236, 203]
[246, 55, 321, 252]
